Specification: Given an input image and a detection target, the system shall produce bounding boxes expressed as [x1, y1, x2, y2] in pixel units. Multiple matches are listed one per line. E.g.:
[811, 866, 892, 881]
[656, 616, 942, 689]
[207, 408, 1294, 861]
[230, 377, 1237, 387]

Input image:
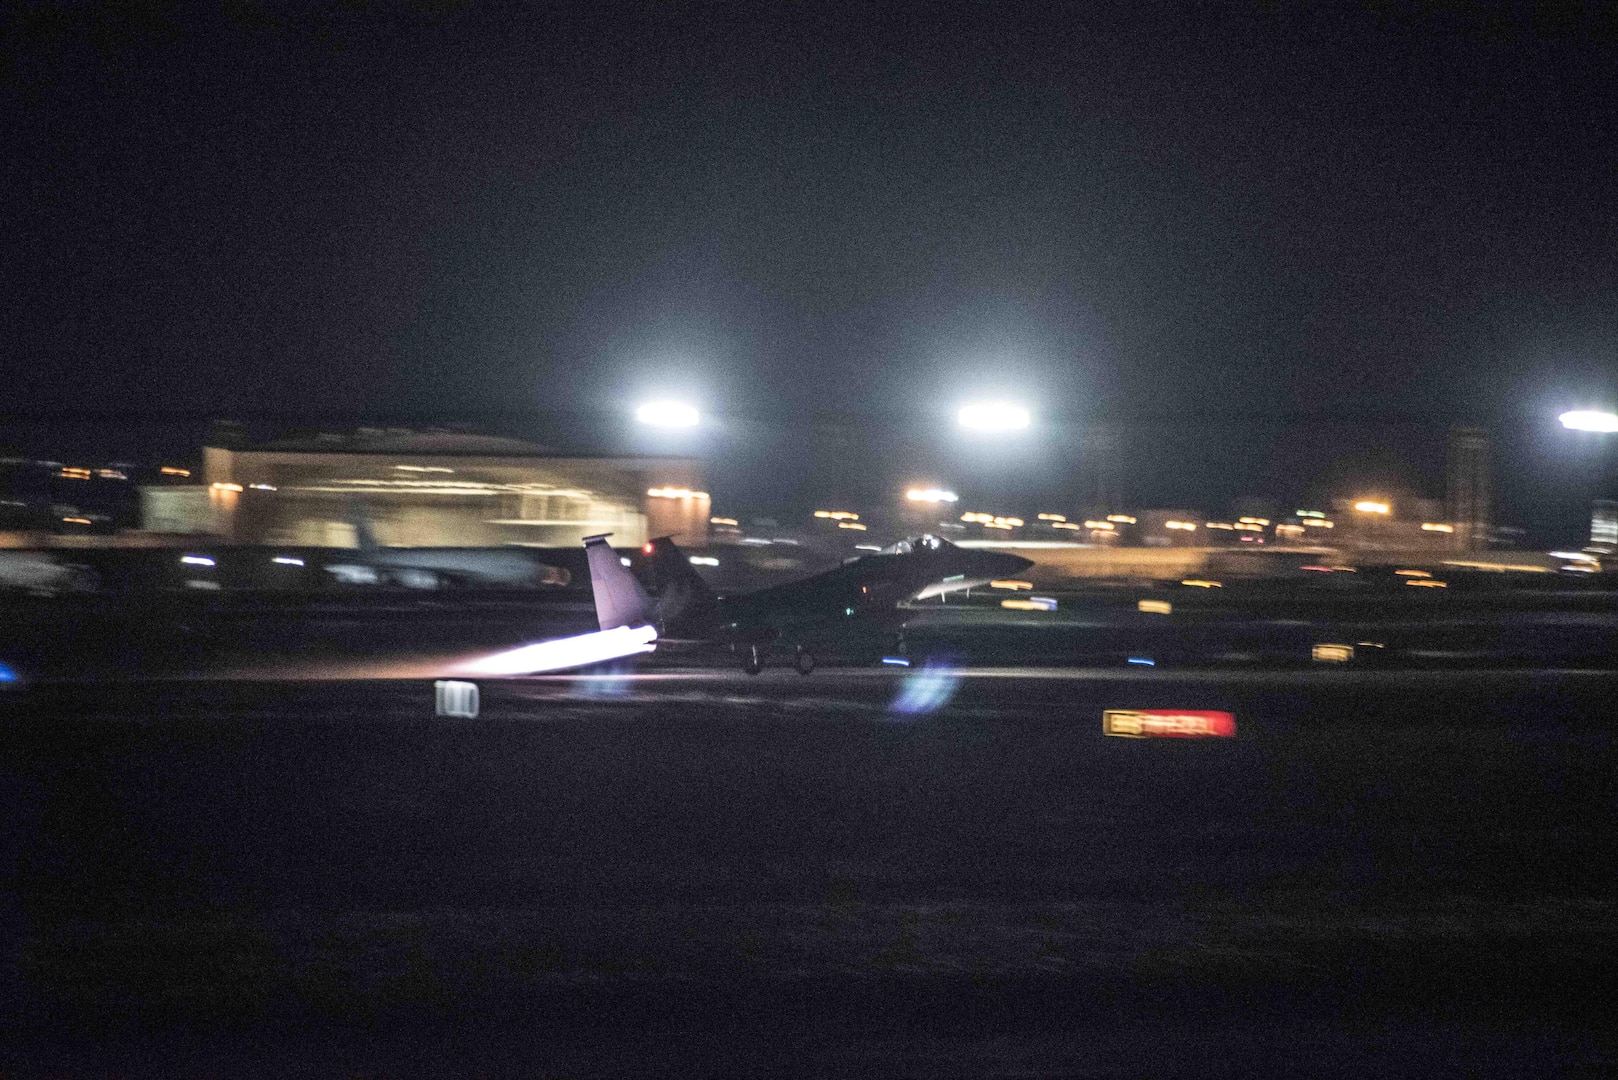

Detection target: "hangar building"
[142, 430, 708, 549]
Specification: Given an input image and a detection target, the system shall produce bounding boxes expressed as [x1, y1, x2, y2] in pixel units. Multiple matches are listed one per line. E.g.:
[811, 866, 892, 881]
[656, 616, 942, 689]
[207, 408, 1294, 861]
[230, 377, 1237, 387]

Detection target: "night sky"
[5, 4, 1616, 540]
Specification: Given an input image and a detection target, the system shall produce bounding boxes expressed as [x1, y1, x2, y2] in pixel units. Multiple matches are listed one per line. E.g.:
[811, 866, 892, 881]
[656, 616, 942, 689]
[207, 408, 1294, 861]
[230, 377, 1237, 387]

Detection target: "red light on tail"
[643, 543, 654, 554]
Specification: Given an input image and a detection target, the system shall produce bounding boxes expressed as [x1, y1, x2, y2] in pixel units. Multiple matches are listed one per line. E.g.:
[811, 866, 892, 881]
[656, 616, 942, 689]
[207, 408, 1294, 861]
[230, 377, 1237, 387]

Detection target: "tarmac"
[2, 658, 1616, 1075]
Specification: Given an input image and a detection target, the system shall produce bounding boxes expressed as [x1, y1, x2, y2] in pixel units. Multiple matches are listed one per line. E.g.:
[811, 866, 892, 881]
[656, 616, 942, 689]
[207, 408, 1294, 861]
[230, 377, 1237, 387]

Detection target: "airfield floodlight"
[905, 488, 959, 503]
[635, 400, 700, 428]
[957, 401, 1031, 432]
[1353, 501, 1391, 514]
[1559, 410, 1618, 433]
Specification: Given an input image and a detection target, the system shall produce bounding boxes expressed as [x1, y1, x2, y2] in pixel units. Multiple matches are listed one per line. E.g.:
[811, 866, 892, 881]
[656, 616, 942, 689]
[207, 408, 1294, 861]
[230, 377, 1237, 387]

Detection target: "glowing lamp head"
[1560, 410, 1618, 433]
[635, 401, 700, 428]
[957, 401, 1031, 432]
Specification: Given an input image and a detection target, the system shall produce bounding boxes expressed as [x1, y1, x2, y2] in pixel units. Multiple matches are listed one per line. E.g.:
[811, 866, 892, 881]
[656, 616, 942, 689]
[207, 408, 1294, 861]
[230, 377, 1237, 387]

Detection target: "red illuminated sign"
[1102, 709, 1236, 739]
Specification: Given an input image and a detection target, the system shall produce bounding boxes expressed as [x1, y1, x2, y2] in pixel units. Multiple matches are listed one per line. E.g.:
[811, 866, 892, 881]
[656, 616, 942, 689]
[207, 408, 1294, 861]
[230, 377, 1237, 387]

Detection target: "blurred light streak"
[159, 466, 191, 477]
[881, 657, 911, 666]
[1405, 579, 1448, 587]
[1102, 710, 1236, 739]
[1353, 501, 1390, 514]
[635, 401, 700, 428]
[1000, 597, 1056, 611]
[211, 482, 243, 492]
[688, 556, 719, 566]
[272, 556, 305, 566]
[1443, 560, 1550, 573]
[1164, 520, 1196, 531]
[990, 579, 1033, 590]
[710, 517, 738, 526]
[957, 402, 1030, 432]
[1312, 643, 1354, 662]
[180, 555, 215, 566]
[1180, 579, 1222, 588]
[1421, 522, 1454, 533]
[647, 487, 709, 499]
[1559, 410, 1618, 432]
[888, 660, 962, 715]
[1127, 657, 1155, 666]
[457, 624, 658, 676]
[906, 488, 958, 503]
[1107, 514, 1137, 524]
[1137, 599, 1173, 614]
[1037, 513, 1067, 521]
[838, 521, 868, 530]
[1303, 519, 1334, 528]
[1395, 569, 1432, 577]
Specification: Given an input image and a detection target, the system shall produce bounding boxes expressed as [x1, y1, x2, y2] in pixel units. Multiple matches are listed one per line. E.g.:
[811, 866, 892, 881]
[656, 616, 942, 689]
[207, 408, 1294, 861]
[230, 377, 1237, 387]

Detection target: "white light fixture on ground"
[635, 401, 700, 428]
[1560, 410, 1618, 433]
[957, 402, 1030, 432]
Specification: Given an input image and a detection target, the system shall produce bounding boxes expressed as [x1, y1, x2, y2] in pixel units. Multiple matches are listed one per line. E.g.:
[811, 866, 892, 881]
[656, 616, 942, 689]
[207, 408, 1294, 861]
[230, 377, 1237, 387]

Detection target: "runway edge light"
[1103, 710, 1236, 739]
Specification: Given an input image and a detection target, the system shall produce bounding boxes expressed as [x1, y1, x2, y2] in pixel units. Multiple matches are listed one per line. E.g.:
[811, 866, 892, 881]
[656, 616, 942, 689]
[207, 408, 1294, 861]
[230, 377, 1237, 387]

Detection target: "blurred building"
[1591, 499, 1618, 553]
[1445, 426, 1490, 552]
[141, 429, 708, 548]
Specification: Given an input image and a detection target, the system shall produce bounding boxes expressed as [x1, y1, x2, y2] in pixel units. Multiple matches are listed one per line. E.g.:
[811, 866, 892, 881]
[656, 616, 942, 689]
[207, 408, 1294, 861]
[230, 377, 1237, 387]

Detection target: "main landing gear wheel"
[794, 648, 815, 675]
[743, 646, 765, 675]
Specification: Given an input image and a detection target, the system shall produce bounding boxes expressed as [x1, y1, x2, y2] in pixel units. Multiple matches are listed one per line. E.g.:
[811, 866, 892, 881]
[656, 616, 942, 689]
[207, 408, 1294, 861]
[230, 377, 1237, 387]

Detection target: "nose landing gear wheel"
[794, 648, 815, 675]
[743, 646, 764, 675]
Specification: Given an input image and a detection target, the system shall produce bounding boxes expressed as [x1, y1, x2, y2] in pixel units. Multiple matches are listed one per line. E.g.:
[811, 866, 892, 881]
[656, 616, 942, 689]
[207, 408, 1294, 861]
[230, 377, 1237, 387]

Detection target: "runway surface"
[3, 662, 1616, 1075]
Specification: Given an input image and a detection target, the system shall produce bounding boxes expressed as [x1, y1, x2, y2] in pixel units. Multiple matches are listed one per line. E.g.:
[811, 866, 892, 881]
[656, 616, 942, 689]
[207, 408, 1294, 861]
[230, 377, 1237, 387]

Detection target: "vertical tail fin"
[641, 536, 719, 632]
[583, 534, 656, 630]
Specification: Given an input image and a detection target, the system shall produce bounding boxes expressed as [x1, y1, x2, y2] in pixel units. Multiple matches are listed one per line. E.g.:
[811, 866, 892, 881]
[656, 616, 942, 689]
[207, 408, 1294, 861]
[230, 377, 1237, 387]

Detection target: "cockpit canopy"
[878, 534, 955, 556]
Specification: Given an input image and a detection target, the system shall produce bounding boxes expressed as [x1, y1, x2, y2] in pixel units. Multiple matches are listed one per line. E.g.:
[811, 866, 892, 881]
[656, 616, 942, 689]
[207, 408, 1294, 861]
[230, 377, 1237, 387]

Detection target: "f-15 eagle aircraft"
[583, 532, 1033, 673]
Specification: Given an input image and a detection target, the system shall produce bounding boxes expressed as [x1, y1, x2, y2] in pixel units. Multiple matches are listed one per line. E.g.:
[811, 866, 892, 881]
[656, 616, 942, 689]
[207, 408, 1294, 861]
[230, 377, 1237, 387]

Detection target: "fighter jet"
[583, 532, 1033, 673]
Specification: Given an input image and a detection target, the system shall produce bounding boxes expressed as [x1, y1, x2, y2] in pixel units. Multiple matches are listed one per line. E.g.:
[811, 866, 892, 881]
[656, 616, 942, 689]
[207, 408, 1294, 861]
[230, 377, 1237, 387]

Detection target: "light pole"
[1560, 410, 1618, 433]
[635, 400, 701, 428]
[957, 401, 1031, 433]
[1560, 409, 1618, 552]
